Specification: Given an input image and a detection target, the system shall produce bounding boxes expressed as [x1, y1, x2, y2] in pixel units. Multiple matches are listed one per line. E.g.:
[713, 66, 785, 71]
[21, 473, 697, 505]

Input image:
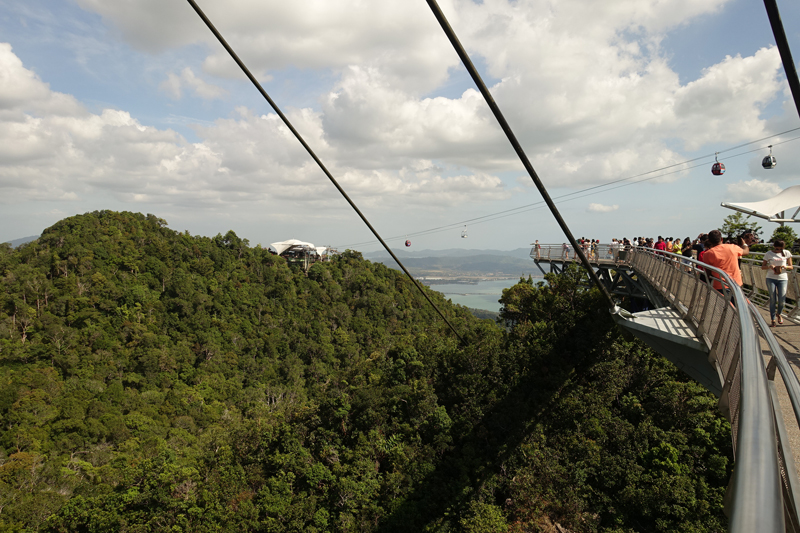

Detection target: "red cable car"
[712, 152, 725, 176]
[405, 239, 411, 247]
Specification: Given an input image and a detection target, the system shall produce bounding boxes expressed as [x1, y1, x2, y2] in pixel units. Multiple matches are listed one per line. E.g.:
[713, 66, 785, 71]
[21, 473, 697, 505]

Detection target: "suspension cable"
[425, 0, 617, 309]
[340, 130, 800, 249]
[764, 0, 800, 120]
[185, 0, 465, 343]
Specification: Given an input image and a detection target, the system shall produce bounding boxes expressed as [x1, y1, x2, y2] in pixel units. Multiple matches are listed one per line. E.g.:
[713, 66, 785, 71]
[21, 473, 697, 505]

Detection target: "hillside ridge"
[0, 210, 730, 532]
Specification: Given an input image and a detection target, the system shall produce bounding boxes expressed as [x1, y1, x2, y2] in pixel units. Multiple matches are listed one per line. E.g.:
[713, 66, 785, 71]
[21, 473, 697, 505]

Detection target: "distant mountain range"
[363, 247, 539, 278]
[3, 235, 39, 248]
[363, 247, 533, 260]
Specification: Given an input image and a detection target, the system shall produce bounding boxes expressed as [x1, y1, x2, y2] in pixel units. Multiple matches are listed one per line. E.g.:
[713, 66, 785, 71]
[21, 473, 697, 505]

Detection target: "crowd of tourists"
[547, 232, 794, 328]
[631, 232, 792, 327]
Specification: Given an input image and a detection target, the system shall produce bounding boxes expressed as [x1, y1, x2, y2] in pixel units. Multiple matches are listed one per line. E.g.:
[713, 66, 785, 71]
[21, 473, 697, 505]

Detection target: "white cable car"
[461, 225, 468, 238]
[762, 145, 777, 169]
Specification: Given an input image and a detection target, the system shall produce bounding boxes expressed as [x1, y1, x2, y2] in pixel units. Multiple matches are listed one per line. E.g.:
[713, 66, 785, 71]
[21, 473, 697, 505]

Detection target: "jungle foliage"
[0, 211, 730, 532]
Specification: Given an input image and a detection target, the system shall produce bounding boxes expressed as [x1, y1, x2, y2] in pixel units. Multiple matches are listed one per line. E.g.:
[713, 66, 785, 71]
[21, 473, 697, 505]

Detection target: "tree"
[720, 212, 762, 241]
[769, 225, 798, 245]
[0, 211, 731, 533]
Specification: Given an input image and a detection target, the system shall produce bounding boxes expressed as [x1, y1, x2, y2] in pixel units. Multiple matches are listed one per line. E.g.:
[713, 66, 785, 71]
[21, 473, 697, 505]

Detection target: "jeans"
[766, 277, 788, 320]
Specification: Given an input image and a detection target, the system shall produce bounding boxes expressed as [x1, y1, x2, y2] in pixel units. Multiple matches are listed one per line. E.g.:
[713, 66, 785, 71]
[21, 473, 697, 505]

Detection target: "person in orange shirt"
[702, 230, 750, 290]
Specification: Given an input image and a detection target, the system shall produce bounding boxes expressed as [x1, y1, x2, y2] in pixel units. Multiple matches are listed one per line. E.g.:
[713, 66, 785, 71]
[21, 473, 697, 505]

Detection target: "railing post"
[659, 255, 670, 291]
[708, 291, 732, 366]
[668, 256, 681, 305]
[668, 256, 679, 307]
[697, 273, 716, 341]
[717, 344, 740, 422]
[790, 267, 800, 321]
[687, 267, 703, 329]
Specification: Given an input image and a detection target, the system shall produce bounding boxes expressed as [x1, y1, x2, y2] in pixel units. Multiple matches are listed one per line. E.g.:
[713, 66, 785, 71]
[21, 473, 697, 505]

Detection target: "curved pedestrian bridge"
[533, 244, 800, 533]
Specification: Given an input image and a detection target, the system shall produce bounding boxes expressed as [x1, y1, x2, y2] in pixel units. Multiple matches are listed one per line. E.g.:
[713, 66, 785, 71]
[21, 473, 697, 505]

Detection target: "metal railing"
[531, 245, 800, 323]
[626, 248, 790, 532]
[534, 244, 800, 532]
[531, 243, 623, 263]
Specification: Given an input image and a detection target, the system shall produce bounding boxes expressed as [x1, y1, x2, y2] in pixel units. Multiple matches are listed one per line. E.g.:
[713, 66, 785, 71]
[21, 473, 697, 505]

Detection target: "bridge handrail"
[531, 243, 622, 262]
[533, 243, 800, 529]
[747, 302, 800, 526]
[620, 248, 800, 458]
[624, 247, 785, 532]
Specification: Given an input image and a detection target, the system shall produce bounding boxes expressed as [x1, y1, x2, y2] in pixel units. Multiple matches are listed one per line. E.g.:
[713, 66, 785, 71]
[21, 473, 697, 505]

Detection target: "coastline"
[419, 276, 524, 285]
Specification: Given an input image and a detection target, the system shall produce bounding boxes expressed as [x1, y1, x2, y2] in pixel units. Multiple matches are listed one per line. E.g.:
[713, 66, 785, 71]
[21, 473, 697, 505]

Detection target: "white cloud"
[1, 0, 794, 246]
[200, 0, 777, 188]
[673, 48, 782, 150]
[68, 0, 787, 193]
[320, 67, 504, 170]
[0, 44, 507, 212]
[160, 67, 227, 100]
[0, 43, 85, 117]
[77, 0, 459, 93]
[725, 179, 782, 202]
[0, 43, 50, 110]
[588, 203, 619, 213]
[160, 72, 183, 100]
[75, 0, 202, 53]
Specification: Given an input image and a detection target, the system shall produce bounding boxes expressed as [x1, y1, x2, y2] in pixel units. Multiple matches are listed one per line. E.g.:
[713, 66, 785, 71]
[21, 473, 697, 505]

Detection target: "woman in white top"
[762, 239, 794, 327]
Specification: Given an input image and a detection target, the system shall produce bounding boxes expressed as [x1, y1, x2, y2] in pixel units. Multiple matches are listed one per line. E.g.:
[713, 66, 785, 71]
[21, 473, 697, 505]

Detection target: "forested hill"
[1, 211, 730, 532]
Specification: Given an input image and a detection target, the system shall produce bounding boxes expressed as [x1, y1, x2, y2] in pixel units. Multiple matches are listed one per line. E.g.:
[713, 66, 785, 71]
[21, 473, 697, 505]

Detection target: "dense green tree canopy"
[0, 211, 730, 532]
[769, 225, 798, 245]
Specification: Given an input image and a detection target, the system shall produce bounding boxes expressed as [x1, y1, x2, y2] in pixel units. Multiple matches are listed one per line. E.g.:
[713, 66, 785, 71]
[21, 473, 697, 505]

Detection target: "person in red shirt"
[702, 230, 750, 290]
[654, 236, 667, 255]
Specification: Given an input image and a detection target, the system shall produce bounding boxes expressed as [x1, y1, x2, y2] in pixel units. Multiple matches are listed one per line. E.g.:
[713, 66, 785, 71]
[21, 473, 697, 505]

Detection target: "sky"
[1, 0, 800, 253]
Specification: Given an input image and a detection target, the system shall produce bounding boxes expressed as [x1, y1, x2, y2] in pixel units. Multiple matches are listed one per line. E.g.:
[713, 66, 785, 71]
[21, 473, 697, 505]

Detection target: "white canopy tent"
[270, 239, 317, 255]
[721, 185, 800, 223]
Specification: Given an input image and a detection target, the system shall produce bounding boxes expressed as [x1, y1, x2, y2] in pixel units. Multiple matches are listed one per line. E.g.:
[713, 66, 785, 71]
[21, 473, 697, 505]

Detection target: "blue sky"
[1, 0, 799, 252]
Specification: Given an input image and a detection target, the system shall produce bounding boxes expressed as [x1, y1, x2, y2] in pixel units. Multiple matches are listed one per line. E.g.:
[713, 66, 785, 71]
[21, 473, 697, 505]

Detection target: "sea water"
[426, 277, 544, 313]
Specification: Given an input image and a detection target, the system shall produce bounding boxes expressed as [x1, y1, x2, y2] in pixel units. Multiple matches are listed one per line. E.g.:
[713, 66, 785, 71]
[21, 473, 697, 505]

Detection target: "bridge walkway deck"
[757, 306, 800, 482]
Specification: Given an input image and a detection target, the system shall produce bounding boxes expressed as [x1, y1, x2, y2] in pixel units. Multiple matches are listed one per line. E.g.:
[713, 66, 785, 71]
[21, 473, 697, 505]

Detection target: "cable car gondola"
[711, 152, 725, 176]
[405, 239, 411, 247]
[762, 145, 777, 169]
[461, 225, 468, 238]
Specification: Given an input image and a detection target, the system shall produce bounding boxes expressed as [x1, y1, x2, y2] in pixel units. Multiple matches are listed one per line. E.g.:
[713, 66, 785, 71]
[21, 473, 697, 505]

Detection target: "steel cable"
[340, 130, 800, 248]
[185, 0, 465, 343]
[425, 0, 617, 309]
